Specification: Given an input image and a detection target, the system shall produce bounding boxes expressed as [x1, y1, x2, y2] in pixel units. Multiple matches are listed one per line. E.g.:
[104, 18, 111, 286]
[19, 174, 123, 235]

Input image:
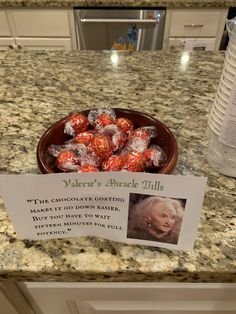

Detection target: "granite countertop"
[0, 50, 235, 283]
[0, 0, 235, 8]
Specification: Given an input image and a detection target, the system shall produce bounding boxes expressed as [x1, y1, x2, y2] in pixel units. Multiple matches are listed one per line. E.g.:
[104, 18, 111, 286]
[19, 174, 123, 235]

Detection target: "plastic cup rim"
[208, 118, 220, 136]
[224, 64, 236, 77]
[213, 97, 227, 111]
[222, 70, 234, 84]
[221, 73, 234, 89]
[209, 114, 222, 130]
[211, 106, 224, 123]
[216, 94, 228, 108]
[227, 40, 236, 51]
[214, 100, 227, 115]
[225, 55, 236, 69]
[218, 87, 230, 102]
[227, 48, 236, 62]
[209, 105, 223, 123]
[220, 79, 232, 93]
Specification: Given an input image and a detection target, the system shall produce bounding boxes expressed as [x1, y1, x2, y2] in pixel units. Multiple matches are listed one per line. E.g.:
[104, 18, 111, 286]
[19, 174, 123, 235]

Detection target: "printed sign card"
[0, 173, 207, 250]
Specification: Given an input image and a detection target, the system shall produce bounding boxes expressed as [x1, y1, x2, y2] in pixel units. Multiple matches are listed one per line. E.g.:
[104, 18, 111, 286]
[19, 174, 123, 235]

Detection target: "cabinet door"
[15, 37, 72, 50]
[162, 9, 228, 50]
[10, 10, 71, 37]
[169, 10, 227, 37]
[0, 12, 12, 36]
[0, 38, 15, 50]
[0, 283, 34, 314]
[0, 291, 18, 314]
[168, 38, 216, 52]
[18, 282, 236, 314]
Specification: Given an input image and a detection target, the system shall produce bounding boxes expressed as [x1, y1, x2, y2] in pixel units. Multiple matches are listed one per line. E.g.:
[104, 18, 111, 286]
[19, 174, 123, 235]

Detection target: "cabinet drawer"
[168, 37, 216, 51]
[0, 38, 15, 50]
[0, 290, 18, 314]
[169, 10, 222, 37]
[0, 12, 11, 36]
[15, 38, 72, 50]
[18, 282, 236, 314]
[10, 11, 71, 37]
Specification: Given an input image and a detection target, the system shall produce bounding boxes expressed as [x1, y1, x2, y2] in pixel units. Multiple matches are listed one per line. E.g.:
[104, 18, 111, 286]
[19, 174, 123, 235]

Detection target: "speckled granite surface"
[0, 0, 235, 8]
[0, 50, 235, 282]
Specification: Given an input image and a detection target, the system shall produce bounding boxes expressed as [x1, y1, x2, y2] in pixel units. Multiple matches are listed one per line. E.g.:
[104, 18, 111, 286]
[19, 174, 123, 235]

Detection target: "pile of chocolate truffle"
[47, 109, 165, 173]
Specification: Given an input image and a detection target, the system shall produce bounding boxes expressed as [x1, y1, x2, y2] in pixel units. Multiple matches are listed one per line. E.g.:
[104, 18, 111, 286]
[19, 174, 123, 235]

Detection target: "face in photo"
[127, 194, 186, 244]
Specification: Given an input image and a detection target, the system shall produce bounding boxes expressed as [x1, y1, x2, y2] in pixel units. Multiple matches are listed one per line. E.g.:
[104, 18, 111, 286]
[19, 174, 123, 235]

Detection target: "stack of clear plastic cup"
[207, 18, 236, 177]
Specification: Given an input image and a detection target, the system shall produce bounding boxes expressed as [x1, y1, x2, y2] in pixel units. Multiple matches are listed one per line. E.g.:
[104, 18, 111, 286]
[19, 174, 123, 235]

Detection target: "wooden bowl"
[37, 108, 178, 174]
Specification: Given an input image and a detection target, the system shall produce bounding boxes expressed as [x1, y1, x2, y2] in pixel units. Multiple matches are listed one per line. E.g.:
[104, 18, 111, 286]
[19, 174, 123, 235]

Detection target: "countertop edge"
[0, 1, 235, 9]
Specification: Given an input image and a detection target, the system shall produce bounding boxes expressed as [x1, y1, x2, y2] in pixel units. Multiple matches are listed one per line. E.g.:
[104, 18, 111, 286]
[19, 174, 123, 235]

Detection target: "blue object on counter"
[128, 25, 137, 47]
[118, 37, 126, 45]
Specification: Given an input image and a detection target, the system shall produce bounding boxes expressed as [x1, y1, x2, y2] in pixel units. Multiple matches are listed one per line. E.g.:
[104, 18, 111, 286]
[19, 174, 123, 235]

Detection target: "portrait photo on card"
[127, 193, 186, 245]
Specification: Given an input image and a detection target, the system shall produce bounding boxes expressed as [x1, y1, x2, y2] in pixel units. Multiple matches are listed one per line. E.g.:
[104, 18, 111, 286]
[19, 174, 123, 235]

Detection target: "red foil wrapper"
[64, 113, 89, 136]
[142, 126, 157, 138]
[96, 113, 115, 129]
[102, 155, 124, 172]
[88, 134, 113, 158]
[144, 144, 166, 168]
[99, 125, 128, 151]
[48, 143, 71, 157]
[115, 117, 134, 133]
[78, 165, 100, 172]
[88, 108, 116, 126]
[113, 131, 128, 151]
[123, 152, 146, 172]
[80, 150, 102, 167]
[123, 128, 151, 153]
[55, 151, 79, 172]
[73, 131, 95, 145]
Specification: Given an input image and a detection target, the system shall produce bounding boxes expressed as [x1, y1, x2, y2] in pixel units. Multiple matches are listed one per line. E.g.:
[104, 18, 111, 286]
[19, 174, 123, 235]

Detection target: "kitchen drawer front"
[0, 38, 15, 50]
[169, 10, 224, 37]
[0, 12, 11, 36]
[0, 290, 18, 314]
[168, 37, 216, 52]
[15, 38, 72, 50]
[18, 282, 236, 314]
[10, 11, 71, 37]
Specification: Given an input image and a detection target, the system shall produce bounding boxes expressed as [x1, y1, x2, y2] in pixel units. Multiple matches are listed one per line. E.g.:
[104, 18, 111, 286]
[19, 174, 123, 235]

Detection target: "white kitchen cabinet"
[163, 9, 228, 51]
[0, 290, 18, 314]
[15, 38, 72, 51]
[0, 38, 15, 50]
[0, 11, 16, 50]
[9, 11, 71, 37]
[168, 37, 216, 52]
[0, 283, 34, 314]
[0, 11, 11, 36]
[18, 282, 236, 314]
[0, 9, 77, 51]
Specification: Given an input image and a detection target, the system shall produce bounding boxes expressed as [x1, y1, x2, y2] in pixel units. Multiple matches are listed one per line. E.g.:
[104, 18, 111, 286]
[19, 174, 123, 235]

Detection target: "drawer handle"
[184, 23, 204, 28]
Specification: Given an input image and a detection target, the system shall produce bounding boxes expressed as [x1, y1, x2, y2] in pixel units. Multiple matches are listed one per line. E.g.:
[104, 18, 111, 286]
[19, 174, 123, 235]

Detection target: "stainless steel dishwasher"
[74, 8, 166, 50]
